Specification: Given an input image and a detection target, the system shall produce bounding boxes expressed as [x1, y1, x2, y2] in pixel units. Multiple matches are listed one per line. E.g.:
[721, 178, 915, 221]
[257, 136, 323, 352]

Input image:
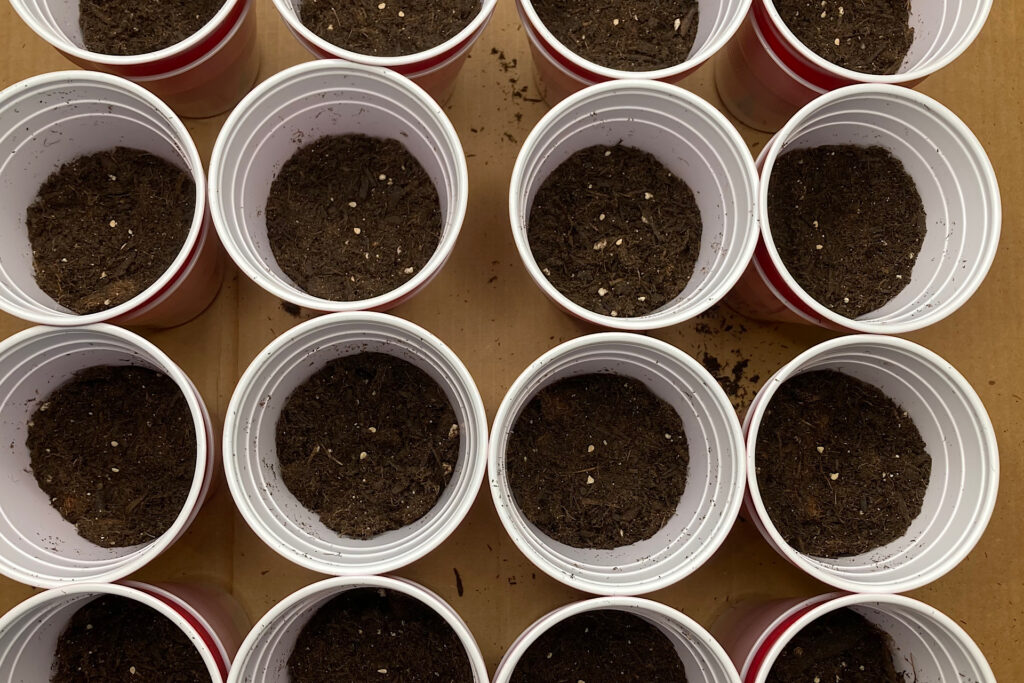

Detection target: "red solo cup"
[716, 0, 993, 132]
[8, 0, 259, 118]
[0, 72, 225, 328]
[270, 0, 498, 103]
[518, 0, 752, 105]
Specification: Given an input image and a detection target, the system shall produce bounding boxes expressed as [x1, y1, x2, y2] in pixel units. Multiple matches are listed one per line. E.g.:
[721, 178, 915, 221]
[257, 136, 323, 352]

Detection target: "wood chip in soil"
[26, 147, 195, 315]
[288, 587, 473, 682]
[265, 134, 442, 302]
[767, 144, 925, 318]
[510, 609, 689, 683]
[528, 144, 702, 318]
[532, 0, 699, 71]
[755, 370, 931, 558]
[299, 0, 481, 56]
[52, 595, 211, 682]
[506, 373, 688, 549]
[276, 353, 460, 539]
[28, 365, 197, 548]
[775, 0, 914, 75]
[767, 607, 902, 683]
[79, 0, 225, 55]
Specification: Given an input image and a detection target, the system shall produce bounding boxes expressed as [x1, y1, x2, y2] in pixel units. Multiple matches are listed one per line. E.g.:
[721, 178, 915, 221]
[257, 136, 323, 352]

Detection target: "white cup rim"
[756, 83, 1001, 334]
[510, 78, 759, 331]
[744, 334, 1000, 594]
[209, 60, 468, 313]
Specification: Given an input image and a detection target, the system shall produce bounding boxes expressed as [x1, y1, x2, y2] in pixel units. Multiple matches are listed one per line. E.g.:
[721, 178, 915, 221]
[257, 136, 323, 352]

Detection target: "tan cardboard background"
[1, 0, 1021, 678]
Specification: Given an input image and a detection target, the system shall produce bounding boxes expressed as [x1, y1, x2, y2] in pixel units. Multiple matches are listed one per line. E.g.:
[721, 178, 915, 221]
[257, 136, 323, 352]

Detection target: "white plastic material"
[493, 597, 741, 683]
[509, 80, 759, 331]
[210, 60, 468, 313]
[744, 335, 999, 593]
[0, 325, 214, 587]
[228, 575, 487, 682]
[0, 72, 213, 326]
[489, 333, 746, 596]
[224, 312, 488, 576]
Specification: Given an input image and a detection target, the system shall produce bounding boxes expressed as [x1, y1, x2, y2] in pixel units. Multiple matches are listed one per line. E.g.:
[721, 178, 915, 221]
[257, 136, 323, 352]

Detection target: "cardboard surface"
[1, 0, 1021, 678]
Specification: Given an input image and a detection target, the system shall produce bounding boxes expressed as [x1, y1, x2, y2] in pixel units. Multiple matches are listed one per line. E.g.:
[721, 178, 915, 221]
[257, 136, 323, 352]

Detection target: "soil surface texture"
[80, 0, 225, 55]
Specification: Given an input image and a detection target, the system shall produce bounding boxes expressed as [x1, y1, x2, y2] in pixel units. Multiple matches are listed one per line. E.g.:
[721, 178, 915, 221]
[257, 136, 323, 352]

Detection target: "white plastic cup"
[0, 71, 225, 328]
[0, 581, 245, 682]
[744, 335, 999, 594]
[517, 0, 752, 106]
[714, 593, 995, 683]
[8, 0, 259, 118]
[488, 333, 746, 596]
[0, 325, 216, 588]
[228, 575, 488, 682]
[725, 84, 1001, 334]
[716, 0, 993, 132]
[271, 0, 497, 103]
[510, 80, 759, 331]
[224, 312, 488, 576]
[210, 60, 468, 314]
[494, 596, 741, 683]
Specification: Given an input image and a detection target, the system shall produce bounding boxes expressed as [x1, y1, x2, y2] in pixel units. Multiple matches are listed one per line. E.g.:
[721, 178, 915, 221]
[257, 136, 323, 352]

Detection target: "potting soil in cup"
[528, 144, 703, 318]
[507, 373, 688, 549]
[531, 0, 699, 70]
[79, 0, 226, 55]
[766, 607, 901, 683]
[28, 366, 197, 548]
[51, 595, 211, 682]
[288, 587, 473, 681]
[510, 609, 689, 682]
[26, 147, 195, 315]
[774, 0, 914, 75]
[767, 145, 926, 318]
[276, 352, 461, 539]
[298, 0, 481, 56]
[755, 370, 931, 558]
[265, 134, 442, 302]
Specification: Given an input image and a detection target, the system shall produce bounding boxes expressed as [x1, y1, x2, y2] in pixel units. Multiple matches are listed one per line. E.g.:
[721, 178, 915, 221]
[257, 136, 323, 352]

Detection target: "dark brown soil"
[767, 145, 926, 318]
[532, 0, 699, 71]
[510, 609, 689, 683]
[767, 607, 902, 683]
[529, 144, 702, 318]
[26, 147, 195, 315]
[507, 373, 688, 549]
[288, 588, 473, 682]
[52, 595, 211, 682]
[775, 0, 914, 75]
[79, 0, 225, 56]
[28, 366, 197, 548]
[265, 135, 442, 302]
[755, 370, 931, 558]
[276, 353, 460, 539]
[299, 0, 481, 56]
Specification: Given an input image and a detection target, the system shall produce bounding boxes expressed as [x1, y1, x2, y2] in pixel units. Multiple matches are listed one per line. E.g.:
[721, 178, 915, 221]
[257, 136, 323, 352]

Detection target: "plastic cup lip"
[0, 582, 225, 680]
[510, 78, 760, 331]
[227, 574, 488, 683]
[208, 60, 469, 314]
[494, 595, 741, 683]
[0, 70, 207, 327]
[748, 592, 996, 683]
[488, 332, 747, 596]
[517, 0, 753, 81]
[758, 0, 994, 84]
[270, 0, 498, 69]
[743, 334, 1000, 594]
[756, 83, 1001, 334]
[222, 311, 489, 577]
[0, 324, 212, 588]
[8, 0, 245, 67]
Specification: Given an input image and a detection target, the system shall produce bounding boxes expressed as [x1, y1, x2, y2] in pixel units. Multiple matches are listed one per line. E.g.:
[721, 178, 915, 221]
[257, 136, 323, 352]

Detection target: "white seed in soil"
[403, 266, 415, 274]
[542, 267, 551, 276]
[360, 452, 368, 460]
[129, 666, 136, 675]
[368, 427, 377, 433]
[615, 238, 623, 246]
[637, 296, 646, 302]
[398, 10, 405, 17]
[377, 2, 386, 8]
[830, 472, 840, 480]
[843, 297, 850, 303]
[348, 201, 357, 208]
[586, 475, 595, 485]
[599, 213, 606, 221]
[593, 238, 608, 251]
[353, 227, 361, 235]
[100, 272, 106, 279]
[379, 174, 387, 180]
[108, 175, 117, 181]
[612, 18, 619, 25]
[104, 299, 111, 305]
[378, 669, 387, 675]
[604, 150, 612, 156]
[835, 38, 841, 45]
[111, 467, 119, 473]
[816, 446, 825, 453]
[109, 220, 117, 228]
[110, 441, 119, 447]
[815, 244, 824, 250]
[597, 287, 609, 297]
[665, 433, 672, 440]
[674, 18, 681, 31]
[546, 652, 553, 659]
[327, 24, 334, 30]
[587, 444, 595, 453]
[448, 423, 459, 439]
[610, 311, 618, 317]
[644, 192, 654, 200]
